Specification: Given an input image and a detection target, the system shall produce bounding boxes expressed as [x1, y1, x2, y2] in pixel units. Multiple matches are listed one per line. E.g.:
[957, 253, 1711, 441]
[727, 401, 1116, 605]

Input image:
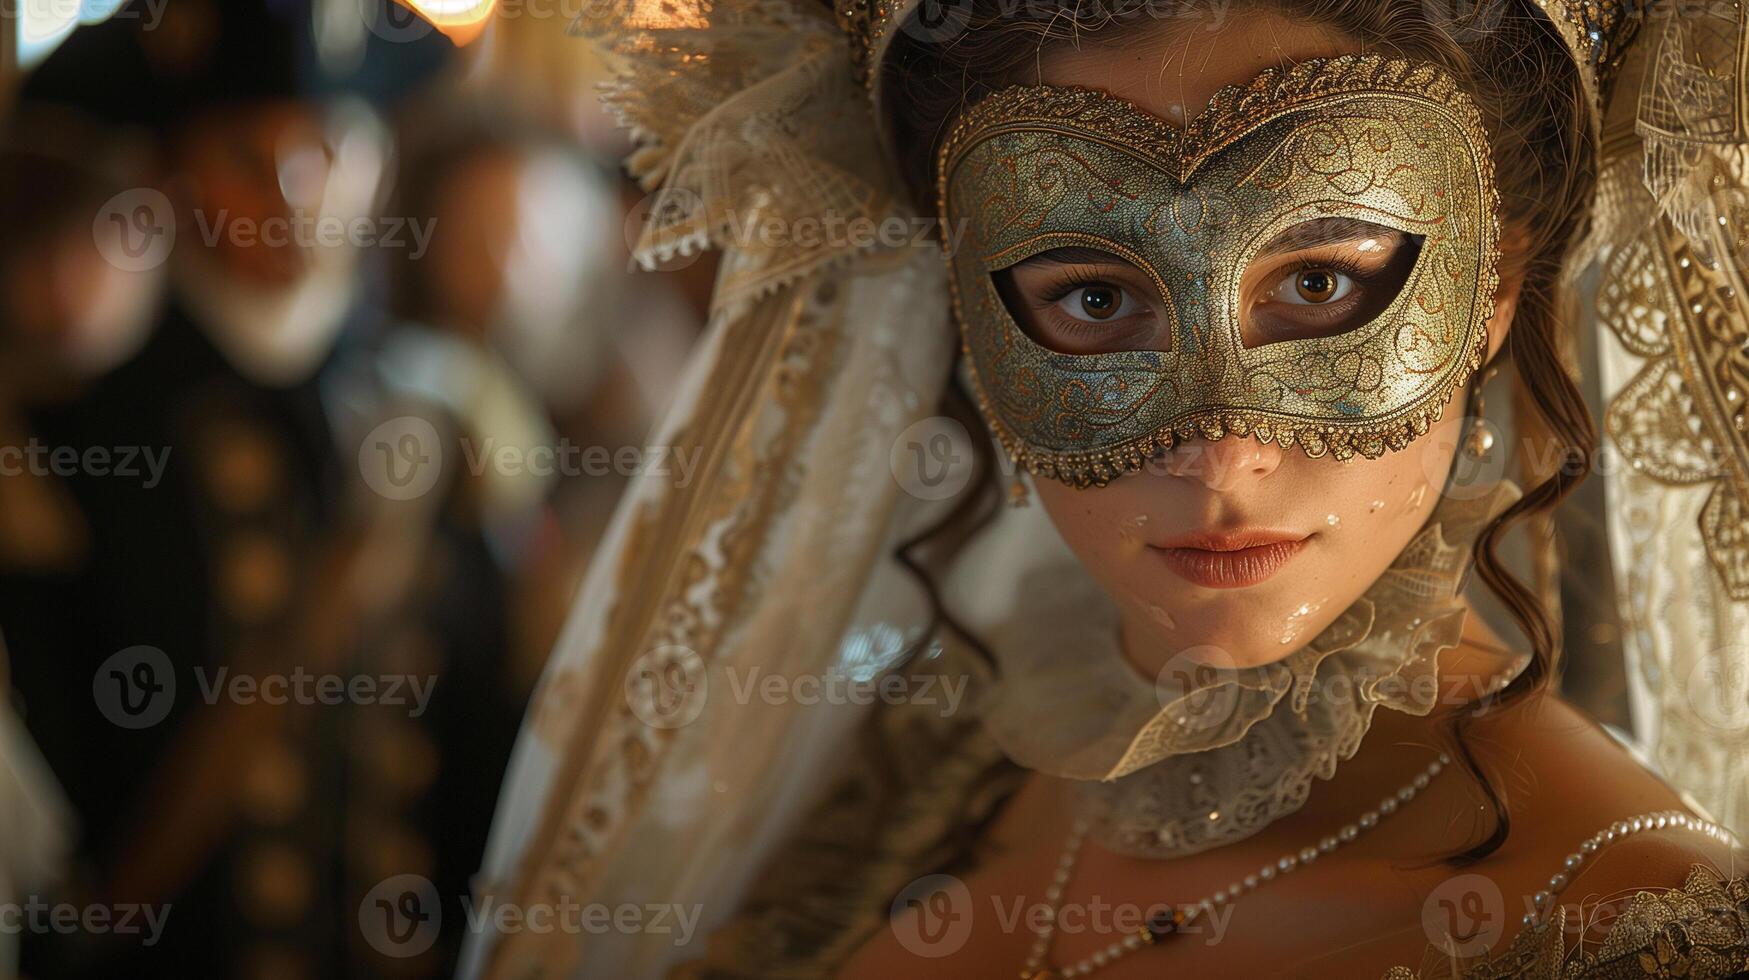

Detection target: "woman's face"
[1017, 14, 1519, 671]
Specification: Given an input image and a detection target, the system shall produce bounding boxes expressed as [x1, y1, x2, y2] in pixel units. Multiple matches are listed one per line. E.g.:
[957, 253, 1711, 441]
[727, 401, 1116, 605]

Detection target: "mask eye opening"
[984, 242, 1177, 357]
[1238, 218, 1426, 350]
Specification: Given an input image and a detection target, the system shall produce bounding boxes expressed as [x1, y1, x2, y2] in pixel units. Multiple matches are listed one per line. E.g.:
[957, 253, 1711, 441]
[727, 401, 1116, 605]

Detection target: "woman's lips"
[1149, 531, 1310, 589]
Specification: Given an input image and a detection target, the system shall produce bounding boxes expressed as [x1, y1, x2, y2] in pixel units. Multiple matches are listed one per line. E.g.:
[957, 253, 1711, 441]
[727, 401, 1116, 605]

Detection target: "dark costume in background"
[0, 2, 527, 975]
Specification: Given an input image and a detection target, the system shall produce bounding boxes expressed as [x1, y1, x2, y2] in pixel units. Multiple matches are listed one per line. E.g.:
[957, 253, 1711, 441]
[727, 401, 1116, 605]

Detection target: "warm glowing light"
[393, 0, 497, 46]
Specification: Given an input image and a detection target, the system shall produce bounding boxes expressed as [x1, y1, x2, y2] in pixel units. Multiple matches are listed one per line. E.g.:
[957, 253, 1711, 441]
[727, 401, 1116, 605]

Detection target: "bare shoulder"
[1379, 690, 1748, 977]
[1465, 691, 1686, 820]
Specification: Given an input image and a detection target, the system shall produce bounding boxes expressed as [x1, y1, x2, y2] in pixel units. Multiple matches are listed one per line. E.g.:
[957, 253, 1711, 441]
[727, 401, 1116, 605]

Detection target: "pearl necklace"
[1023, 753, 1451, 979]
[1025, 780, 1739, 978]
[1520, 809, 1734, 928]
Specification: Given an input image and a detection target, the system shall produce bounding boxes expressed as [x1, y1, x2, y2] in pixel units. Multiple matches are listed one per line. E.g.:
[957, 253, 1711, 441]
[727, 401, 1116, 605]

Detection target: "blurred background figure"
[0, 0, 703, 976]
[382, 87, 700, 684]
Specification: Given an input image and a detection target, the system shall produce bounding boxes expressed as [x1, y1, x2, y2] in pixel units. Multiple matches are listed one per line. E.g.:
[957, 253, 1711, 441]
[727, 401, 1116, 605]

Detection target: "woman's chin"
[1120, 598, 1349, 672]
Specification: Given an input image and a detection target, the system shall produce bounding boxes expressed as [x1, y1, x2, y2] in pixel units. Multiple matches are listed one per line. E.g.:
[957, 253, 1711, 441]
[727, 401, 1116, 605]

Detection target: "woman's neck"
[1103, 596, 1524, 832]
[1289, 603, 1524, 827]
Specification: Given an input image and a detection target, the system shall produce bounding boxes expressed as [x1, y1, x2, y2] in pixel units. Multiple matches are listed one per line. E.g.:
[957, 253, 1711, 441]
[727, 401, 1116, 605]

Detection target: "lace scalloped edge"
[704, 237, 899, 329]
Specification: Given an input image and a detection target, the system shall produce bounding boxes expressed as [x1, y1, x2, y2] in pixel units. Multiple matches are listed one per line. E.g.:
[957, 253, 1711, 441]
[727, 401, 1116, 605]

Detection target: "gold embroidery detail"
[1388, 866, 1749, 979]
[1602, 220, 1749, 599]
[485, 287, 842, 975]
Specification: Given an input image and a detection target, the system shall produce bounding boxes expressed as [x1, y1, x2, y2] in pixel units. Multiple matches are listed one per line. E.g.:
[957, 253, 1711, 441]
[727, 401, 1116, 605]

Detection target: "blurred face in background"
[423, 144, 616, 340]
[412, 140, 621, 407]
[0, 134, 165, 400]
[176, 100, 334, 289]
[171, 97, 389, 385]
[2, 217, 163, 397]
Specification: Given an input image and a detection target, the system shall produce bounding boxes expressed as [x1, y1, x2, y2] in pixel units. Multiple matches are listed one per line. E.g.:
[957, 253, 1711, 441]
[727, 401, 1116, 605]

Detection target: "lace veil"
[1577, 5, 1749, 835]
[457, 3, 957, 975]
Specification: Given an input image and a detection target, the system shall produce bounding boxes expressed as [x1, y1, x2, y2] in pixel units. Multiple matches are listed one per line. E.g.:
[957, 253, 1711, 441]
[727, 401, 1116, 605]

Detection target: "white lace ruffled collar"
[973, 481, 1524, 858]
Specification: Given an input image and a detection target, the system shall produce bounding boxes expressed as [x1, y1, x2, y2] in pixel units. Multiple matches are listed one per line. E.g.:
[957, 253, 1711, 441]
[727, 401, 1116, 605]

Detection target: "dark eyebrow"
[1258, 217, 1405, 255]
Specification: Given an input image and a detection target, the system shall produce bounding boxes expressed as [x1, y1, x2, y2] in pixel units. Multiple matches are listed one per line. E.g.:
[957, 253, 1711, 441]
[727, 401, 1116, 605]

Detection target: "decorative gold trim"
[1603, 219, 1749, 599]
[485, 287, 840, 976]
[1388, 864, 1749, 979]
[934, 55, 1500, 488]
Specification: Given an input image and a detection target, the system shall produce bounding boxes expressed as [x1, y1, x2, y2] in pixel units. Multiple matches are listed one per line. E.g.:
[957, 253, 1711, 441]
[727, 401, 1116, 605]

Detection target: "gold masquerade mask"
[936, 55, 1502, 487]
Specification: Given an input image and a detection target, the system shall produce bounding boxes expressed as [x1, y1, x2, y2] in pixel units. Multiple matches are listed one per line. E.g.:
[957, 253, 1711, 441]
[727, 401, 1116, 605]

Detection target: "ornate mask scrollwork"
[936, 55, 1503, 487]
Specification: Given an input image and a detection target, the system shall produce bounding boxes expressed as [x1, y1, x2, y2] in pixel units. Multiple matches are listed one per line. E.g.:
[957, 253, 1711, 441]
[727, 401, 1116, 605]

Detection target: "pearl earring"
[1465, 368, 1499, 457]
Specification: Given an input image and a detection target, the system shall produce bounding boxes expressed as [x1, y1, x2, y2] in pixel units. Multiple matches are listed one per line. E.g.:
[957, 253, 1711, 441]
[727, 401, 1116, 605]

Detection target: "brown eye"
[991, 245, 1169, 355]
[1275, 267, 1351, 306]
[1240, 219, 1424, 348]
[1052, 283, 1142, 324]
[1295, 269, 1339, 303]
[1079, 286, 1120, 319]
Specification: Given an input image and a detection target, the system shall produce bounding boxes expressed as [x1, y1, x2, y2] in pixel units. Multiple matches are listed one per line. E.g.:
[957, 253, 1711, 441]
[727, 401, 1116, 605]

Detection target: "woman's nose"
[1160, 436, 1284, 491]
